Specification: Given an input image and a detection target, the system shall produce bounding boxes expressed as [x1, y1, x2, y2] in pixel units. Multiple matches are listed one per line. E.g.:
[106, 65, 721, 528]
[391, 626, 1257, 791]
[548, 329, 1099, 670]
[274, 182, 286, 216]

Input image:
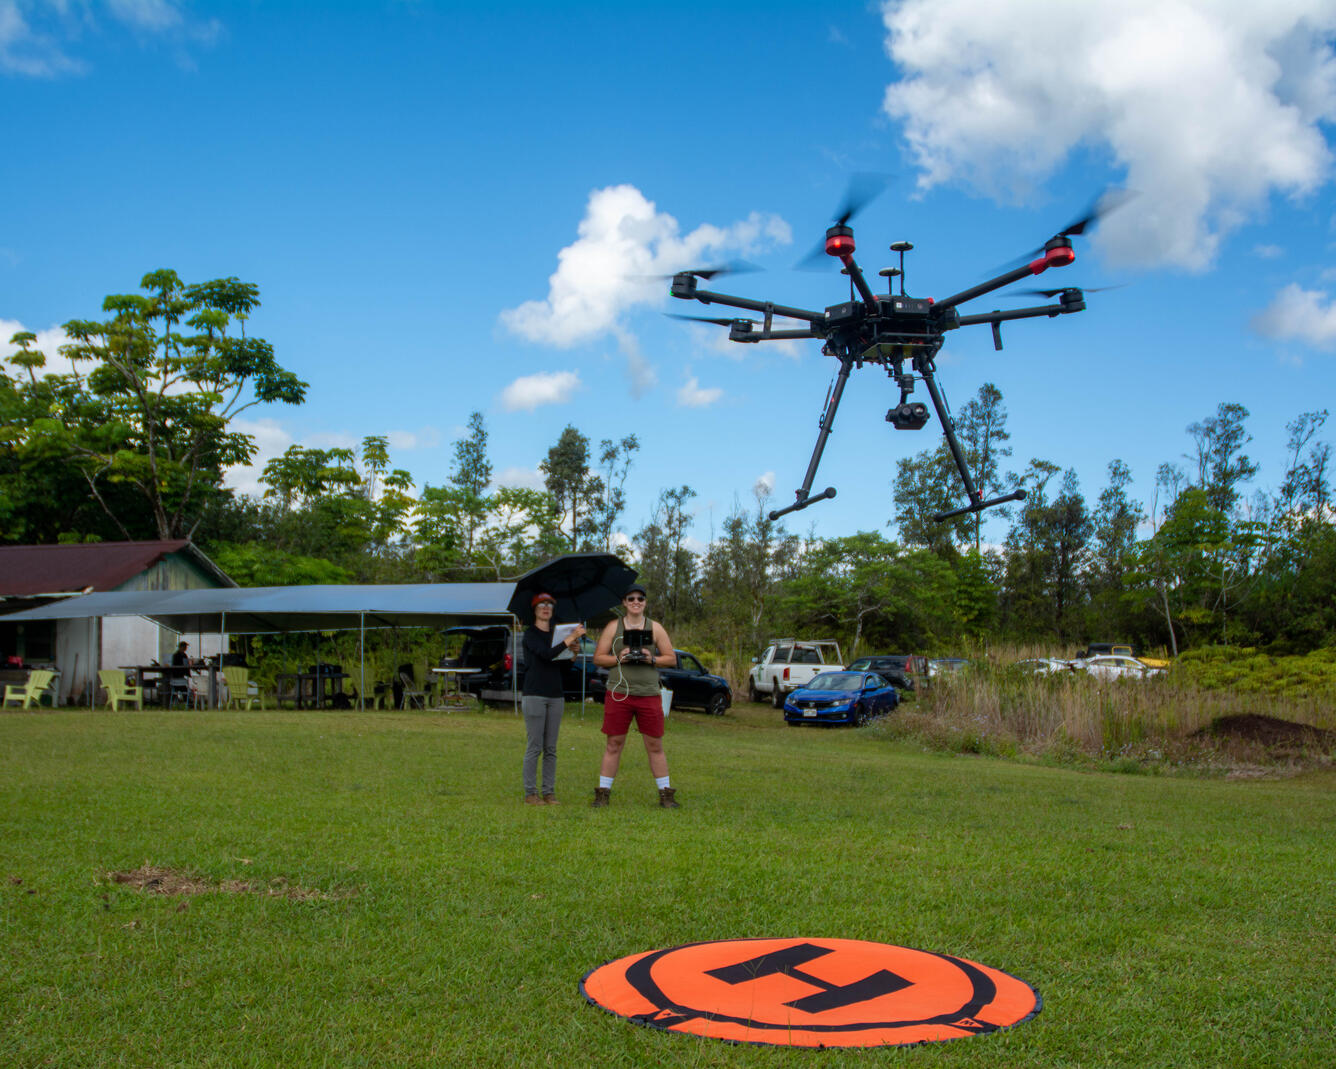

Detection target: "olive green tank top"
[607, 616, 661, 697]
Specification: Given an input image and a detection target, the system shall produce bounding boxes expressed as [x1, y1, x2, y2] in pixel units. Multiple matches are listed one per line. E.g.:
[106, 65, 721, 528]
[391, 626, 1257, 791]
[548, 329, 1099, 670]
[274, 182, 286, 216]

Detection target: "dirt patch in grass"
[1190, 714, 1336, 775]
[1195, 713, 1336, 750]
[107, 864, 355, 902]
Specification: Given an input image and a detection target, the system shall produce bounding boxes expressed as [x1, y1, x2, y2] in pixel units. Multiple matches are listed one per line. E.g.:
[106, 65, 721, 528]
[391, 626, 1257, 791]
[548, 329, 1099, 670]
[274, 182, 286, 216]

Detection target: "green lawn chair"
[3, 669, 57, 709]
[98, 669, 143, 711]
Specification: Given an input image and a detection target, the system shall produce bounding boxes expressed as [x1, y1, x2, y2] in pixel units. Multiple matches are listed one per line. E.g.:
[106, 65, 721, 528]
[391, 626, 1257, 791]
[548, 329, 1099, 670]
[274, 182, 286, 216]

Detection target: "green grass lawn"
[2, 702, 1333, 1068]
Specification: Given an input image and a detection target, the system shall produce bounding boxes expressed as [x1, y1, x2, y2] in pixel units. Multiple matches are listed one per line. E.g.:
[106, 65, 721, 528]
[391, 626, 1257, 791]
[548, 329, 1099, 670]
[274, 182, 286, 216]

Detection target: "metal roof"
[0, 541, 235, 598]
[0, 582, 517, 633]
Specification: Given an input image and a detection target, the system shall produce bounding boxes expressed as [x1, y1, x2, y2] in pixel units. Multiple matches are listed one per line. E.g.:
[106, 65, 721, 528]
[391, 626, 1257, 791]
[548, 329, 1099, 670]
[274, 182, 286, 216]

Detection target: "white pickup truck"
[747, 639, 844, 708]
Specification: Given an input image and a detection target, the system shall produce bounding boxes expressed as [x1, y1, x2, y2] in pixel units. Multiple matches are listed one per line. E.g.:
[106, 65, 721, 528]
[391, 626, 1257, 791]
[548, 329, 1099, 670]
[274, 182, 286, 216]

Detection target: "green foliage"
[208, 543, 353, 587]
[1172, 645, 1336, 697]
[2, 270, 306, 541]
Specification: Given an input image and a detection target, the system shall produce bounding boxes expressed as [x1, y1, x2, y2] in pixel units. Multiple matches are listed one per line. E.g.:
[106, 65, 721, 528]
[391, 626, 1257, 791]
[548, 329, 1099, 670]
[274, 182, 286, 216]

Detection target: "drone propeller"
[991, 189, 1136, 274]
[665, 313, 752, 326]
[641, 260, 761, 282]
[796, 172, 892, 270]
[1004, 283, 1127, 299]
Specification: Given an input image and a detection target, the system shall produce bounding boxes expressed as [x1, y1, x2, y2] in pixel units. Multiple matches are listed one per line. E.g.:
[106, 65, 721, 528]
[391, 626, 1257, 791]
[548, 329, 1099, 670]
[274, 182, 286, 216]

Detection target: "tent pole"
[359, 613, 365, 711]
[220, 610, 226, 710]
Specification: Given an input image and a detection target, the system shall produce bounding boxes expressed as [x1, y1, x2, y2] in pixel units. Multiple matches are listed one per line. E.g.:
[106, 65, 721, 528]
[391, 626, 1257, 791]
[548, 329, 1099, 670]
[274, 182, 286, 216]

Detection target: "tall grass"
[881, 657, 1336, 771]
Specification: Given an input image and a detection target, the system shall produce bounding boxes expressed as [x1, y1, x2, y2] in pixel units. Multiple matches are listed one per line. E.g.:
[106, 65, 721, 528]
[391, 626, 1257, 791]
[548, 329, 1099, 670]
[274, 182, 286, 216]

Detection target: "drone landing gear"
[767, 353, 855, 521]
[913, 358, 1027, 523]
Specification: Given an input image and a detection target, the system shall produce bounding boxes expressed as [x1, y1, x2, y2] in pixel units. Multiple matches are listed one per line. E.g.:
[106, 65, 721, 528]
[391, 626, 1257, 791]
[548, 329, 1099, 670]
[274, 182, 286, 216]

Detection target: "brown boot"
[658, 787, 680, 809]
[591, 787, 611, 807]
[542, 794, 559, 805]
[524, 794, 543, 805]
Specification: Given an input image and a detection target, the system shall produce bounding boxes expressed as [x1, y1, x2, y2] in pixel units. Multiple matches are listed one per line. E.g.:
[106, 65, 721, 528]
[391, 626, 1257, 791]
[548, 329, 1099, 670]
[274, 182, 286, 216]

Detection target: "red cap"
[531, 593, 556, 607]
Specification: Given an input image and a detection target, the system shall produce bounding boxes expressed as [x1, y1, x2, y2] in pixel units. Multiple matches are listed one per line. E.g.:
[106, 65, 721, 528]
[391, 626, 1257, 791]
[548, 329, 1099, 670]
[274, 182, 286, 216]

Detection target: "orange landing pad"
[580, 937, 1040, 1048]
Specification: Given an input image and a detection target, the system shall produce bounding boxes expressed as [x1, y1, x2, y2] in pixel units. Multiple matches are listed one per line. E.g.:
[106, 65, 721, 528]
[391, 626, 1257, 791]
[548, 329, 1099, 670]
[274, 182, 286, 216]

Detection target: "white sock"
[655, 776, 671, 790]
[599, 776, 614, 789]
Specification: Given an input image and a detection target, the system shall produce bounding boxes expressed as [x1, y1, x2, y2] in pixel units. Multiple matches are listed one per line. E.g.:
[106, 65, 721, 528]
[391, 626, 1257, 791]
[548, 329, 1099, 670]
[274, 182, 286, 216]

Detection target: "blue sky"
[5, 0, 1336, 551]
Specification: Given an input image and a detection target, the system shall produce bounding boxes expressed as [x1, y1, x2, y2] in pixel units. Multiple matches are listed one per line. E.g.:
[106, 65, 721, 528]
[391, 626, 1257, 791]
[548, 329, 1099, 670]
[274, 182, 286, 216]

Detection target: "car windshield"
[806, 672, 863, 691]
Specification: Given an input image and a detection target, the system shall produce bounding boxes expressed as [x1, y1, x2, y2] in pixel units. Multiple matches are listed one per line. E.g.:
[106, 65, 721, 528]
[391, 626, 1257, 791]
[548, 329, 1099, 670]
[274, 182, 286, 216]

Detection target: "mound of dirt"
[1194, 713, 1336, 750]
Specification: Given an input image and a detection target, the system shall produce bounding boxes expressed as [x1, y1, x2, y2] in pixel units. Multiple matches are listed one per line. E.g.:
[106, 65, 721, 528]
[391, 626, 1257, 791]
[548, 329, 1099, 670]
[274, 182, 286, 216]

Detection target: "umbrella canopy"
[507, 553, 638, 625]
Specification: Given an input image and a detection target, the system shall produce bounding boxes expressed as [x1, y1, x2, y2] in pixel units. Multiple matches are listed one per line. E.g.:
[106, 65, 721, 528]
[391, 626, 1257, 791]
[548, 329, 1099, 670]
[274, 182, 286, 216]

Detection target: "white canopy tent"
[2, 582, 518, 708]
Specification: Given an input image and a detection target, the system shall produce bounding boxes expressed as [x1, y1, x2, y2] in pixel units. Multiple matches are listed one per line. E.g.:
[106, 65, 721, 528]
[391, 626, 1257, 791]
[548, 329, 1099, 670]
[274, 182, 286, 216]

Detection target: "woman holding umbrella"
[521, 593, 585, 805]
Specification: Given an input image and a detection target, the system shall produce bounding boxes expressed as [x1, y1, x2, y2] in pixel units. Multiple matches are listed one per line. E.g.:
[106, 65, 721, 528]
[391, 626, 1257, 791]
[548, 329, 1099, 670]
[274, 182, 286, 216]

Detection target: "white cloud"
[1252, 283, 1336, 349]
[1254, 244, 1284, 260]
[754, 471, 776, 497]
[495, 466, 546, 491]
[676, 373, 723, 408]
[498, 369, 582, 411]
[0, 0, 219, 76]
[223, 418, 295, 499]
[881, 0, 1336, 270]
[500, 184, 791, 348]
[0, 319, 75, 375]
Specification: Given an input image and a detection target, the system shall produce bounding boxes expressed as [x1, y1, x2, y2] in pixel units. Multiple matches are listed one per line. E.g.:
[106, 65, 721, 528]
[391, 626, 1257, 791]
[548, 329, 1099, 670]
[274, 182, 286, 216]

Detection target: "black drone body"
[669, 193, 1122, 522]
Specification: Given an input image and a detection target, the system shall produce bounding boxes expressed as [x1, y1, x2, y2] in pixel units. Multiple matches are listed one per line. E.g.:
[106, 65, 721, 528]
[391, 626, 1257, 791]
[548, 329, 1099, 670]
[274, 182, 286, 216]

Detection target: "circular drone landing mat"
[580, 937, 1041, 1049]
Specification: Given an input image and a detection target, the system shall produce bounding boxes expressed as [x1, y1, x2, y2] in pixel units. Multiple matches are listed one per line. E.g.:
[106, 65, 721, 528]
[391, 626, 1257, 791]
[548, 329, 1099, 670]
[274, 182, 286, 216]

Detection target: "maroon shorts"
[601, 692, 665, 739]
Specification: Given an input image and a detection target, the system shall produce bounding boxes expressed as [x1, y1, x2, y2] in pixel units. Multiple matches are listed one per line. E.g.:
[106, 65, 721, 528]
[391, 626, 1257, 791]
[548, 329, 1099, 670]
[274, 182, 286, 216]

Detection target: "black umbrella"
[506, 552, 639, 625]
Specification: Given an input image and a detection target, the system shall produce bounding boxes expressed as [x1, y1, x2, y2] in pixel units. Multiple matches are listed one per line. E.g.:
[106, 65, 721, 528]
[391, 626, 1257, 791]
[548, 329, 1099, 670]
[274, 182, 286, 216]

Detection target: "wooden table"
[430, 668, 480, 711]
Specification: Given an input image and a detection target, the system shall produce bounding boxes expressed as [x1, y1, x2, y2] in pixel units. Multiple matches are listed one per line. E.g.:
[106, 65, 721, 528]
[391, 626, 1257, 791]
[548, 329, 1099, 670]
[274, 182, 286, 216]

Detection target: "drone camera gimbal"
[668, 189, 1126, 523]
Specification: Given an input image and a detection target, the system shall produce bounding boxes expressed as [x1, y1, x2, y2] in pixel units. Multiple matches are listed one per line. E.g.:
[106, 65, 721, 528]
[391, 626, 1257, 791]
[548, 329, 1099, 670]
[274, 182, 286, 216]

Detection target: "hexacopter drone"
[668, 185, 1127, 522]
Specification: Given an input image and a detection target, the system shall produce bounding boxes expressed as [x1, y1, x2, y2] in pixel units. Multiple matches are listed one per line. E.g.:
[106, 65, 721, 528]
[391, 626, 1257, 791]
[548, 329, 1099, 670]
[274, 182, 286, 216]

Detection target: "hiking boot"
[524, 794, 543, 805]
[658, 787, 680, 809]
[542, 794, 559, 805]
[591, 787, 611, 808]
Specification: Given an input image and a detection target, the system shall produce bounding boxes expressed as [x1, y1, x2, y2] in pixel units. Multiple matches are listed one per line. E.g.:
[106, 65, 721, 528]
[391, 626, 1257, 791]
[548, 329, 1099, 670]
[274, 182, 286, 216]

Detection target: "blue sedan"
[782, 671, 899, 727]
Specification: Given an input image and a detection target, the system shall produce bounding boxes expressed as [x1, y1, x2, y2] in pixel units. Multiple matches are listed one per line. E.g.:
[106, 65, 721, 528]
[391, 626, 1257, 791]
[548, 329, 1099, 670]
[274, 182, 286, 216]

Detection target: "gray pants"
[522, 695, 564, 795]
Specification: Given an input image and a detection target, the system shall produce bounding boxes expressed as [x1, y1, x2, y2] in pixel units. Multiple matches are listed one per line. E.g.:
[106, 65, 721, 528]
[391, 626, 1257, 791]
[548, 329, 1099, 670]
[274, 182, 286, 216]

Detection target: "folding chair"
[398, 670, 427, 710]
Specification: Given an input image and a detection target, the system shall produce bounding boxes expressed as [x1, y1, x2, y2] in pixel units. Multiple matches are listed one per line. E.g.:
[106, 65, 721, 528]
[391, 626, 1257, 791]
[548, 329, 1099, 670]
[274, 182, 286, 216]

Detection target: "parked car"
[927, 657, 971, 677]
[844, 654, 925, 694]
[1081, 655, 1165, 681]
[1010, 657, 1077, 675]
[749, 640, 843, 707]
[660, 650, 732, 716]
[782, 671, 899, 727]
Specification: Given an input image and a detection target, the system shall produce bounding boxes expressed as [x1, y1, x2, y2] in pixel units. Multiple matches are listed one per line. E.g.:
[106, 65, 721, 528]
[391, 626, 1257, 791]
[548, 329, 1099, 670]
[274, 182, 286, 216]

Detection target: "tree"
[540, 426, 602, 549]
[891, 440, 964, 553]
[448, 412, 492, 559]
[589, 434, 639, 550]
[4, 270, 306, 540]
[954, 382, 1013, 550]
[634, 486, 698, 620]
[1186, 402, 1257, 514]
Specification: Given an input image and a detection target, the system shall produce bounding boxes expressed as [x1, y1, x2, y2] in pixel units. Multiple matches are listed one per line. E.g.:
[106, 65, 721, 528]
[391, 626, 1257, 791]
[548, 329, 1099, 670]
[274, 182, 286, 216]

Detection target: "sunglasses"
[624, 595, 646, 603]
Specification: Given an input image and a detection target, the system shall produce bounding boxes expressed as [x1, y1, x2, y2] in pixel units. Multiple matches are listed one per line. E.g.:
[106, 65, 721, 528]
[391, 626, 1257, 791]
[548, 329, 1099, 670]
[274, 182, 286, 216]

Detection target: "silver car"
[1082, 655, 1165, 680]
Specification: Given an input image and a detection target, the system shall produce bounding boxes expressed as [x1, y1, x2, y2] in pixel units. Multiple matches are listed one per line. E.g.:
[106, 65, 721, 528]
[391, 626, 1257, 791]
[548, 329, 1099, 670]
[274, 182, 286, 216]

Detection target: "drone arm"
[767, 353, 855, 521]
[671, 277, 825, 325]
[934, 244, 1076, 312]
[955, 299, 1083, 328]
[836, 254, 881, 312]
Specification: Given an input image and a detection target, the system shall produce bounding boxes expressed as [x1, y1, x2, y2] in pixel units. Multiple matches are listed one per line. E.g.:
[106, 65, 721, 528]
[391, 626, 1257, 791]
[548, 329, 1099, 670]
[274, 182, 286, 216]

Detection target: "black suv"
[660, 650, 732, 716]
[844, 654, 925, 694]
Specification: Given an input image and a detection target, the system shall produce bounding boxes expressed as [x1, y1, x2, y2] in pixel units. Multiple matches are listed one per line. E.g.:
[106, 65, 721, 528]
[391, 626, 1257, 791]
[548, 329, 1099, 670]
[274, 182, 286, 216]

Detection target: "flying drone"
[667, 184, 1128, 522]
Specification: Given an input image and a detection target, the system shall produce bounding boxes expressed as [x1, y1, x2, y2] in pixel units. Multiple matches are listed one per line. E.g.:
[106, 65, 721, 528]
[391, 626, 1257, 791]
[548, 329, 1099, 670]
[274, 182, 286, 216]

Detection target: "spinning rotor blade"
[990, 188, 1137, 273]
[641, 259, 761, 282]
[795, 172, 892, 270]
[1004, 283, 1127, 298]
[665, 313, 751, 326]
